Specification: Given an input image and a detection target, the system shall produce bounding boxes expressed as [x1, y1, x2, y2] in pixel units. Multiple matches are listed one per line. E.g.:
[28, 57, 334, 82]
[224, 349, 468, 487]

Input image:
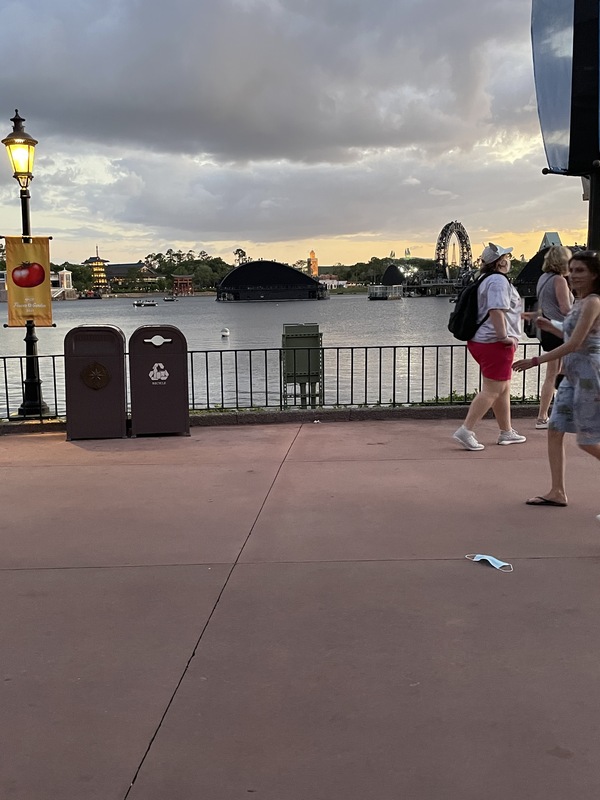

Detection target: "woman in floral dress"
[513, 251, 600, 521]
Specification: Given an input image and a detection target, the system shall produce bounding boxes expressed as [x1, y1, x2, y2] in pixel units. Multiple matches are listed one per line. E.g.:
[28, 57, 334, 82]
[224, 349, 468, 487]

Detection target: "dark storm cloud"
[1, 0, 575, 257]
[0, 0, 532, 162]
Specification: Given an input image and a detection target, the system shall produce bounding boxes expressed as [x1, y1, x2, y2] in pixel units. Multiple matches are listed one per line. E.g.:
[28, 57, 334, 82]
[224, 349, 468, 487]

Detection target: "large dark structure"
[513, 247, 551, 307]
[381, 263, 405, 285]
[216, 260, 328, 301]
[532, 0, 600, 246]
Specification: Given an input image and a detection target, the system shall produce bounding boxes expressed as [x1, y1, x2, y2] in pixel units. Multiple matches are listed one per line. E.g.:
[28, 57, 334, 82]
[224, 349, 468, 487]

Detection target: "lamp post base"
[17, 319, 50, 417]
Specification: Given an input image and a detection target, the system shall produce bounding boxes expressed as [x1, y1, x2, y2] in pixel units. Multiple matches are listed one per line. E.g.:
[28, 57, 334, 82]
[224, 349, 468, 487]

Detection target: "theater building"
[216, 260, 328, 301]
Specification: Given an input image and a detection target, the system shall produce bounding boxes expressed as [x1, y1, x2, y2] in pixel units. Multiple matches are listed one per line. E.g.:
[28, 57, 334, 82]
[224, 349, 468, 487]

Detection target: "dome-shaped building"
[381, 263, 406, 286]
[216, 260, 328, 301]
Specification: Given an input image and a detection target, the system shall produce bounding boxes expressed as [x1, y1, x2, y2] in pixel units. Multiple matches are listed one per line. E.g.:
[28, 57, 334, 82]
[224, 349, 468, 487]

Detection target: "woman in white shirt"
[453, 243, 527, 451]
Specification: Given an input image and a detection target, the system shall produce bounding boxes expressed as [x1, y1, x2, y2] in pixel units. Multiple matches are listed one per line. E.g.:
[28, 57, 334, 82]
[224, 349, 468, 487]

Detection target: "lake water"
[1, 294, 461, 356]
[0, 295, 540, 416]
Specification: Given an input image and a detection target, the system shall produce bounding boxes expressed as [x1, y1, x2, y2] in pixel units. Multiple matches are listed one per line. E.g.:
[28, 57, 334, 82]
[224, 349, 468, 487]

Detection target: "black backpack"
[448, 272, 509, 341]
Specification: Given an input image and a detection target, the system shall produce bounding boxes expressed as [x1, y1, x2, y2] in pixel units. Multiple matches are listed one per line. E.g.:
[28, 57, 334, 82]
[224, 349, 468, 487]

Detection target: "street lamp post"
[2, 110, 49, 416]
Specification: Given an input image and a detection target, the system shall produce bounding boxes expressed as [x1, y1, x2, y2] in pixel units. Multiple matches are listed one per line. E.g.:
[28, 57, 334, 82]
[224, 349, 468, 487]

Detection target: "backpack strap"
[474, 271, 510, 329]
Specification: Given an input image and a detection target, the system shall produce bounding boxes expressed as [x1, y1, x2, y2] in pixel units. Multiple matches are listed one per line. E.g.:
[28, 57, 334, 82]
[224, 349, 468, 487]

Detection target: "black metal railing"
[0, 343, 544, 421]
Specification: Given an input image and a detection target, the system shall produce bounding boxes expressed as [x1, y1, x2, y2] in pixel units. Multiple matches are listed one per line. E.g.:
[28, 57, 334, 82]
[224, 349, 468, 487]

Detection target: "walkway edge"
[0, 405, 538, 435]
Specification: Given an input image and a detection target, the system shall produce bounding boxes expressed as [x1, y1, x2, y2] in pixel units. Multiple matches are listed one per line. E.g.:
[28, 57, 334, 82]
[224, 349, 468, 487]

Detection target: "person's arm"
[489, 308, 516, 345]
[513, 296, 600, 371]
[554, 275, 572, 316]
[536, 317, 564, 337]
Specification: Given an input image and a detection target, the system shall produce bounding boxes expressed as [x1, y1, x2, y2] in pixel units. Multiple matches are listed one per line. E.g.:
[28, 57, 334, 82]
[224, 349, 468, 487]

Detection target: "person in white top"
[453, 243, 527, 451]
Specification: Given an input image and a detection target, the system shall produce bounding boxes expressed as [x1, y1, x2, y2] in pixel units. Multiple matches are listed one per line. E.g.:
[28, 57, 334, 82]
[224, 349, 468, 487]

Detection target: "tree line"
[0, 243, 526, 292]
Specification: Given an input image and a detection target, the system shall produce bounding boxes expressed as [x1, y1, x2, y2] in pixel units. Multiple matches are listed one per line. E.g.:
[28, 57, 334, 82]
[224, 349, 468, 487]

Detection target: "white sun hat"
[480, 242, 513, 265]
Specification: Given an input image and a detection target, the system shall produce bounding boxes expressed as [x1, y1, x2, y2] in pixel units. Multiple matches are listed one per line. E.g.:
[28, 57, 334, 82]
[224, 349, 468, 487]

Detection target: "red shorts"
[467, 340, 516, 381]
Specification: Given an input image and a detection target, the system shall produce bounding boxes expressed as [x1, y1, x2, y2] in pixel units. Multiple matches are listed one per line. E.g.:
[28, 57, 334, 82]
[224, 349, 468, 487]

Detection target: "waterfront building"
[105, 261, 159, 288]
[367, 262, 405, 300]
[319, 274, 347, 289]
[83, 250, 110, 292]
[83, 249, 159, 292]
[216, 260, 328, 301]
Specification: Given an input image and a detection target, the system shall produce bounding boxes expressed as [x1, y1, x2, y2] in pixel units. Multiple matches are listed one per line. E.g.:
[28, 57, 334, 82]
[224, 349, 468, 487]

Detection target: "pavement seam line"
[122, 424, 302, 799]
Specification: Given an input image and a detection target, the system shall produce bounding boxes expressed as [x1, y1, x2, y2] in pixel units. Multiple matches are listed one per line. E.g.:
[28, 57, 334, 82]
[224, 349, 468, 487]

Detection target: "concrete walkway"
[1, 418, 600, 799]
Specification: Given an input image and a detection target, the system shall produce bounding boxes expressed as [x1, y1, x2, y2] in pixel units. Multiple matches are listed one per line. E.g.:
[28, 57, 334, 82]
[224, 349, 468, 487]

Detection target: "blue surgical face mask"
[465, 553, 513, 572]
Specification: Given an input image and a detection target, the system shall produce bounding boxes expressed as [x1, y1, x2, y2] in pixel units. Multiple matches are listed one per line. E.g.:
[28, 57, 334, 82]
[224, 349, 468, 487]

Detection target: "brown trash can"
[129, 325, 190, 437]
[64, 325, 127, 441]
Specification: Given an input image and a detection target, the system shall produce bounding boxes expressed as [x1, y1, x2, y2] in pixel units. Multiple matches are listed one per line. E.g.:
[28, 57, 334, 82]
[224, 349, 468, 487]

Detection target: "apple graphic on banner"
[12, 261, 46, 288]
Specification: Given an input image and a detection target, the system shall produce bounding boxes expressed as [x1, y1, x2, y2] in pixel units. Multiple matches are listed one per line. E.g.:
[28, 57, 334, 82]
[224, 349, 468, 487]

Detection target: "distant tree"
[234, 248, 250, 265]
[122, 266, 145, 291]
[509, 258, 526, 279]
[192, 264, 214, 289]
[145, 248, 233, 281]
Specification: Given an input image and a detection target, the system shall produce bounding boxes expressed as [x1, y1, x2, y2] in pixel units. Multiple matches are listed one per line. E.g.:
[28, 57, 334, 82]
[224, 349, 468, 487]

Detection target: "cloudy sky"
[0, 0, 588, 267]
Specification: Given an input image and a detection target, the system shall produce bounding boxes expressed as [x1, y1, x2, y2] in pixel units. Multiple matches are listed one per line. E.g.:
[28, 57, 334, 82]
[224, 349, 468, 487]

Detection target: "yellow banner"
[5, 237, 53, 327]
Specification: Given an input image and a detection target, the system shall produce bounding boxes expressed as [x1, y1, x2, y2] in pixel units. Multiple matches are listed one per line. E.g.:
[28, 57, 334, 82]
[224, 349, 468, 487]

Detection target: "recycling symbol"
[149, 363, 169, 382]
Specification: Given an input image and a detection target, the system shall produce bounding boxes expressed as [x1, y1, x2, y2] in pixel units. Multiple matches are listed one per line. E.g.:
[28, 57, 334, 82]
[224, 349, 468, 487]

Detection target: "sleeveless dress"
[549, 294, 600, 445]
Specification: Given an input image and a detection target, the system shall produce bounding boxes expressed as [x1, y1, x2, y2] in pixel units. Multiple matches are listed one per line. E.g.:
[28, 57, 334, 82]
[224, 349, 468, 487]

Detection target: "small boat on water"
[163, 295, 178, 302]
[132, 299, 157, 307]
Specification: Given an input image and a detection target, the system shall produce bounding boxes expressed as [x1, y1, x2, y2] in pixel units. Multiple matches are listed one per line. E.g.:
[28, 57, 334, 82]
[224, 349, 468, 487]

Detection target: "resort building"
[105, 261, 159, 288]
[83, 250, 110, 292]
[83, 249, 159, 292]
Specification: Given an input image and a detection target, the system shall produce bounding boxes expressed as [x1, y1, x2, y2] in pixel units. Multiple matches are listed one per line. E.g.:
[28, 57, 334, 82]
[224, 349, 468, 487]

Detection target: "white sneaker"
[453, 426, 485, 451]
[497, 429, 527, 445]
[535, 418, 549, 430]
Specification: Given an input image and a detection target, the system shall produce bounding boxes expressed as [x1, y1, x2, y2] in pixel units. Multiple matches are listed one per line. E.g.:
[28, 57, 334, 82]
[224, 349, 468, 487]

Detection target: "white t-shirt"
[471, 273, 523, 343]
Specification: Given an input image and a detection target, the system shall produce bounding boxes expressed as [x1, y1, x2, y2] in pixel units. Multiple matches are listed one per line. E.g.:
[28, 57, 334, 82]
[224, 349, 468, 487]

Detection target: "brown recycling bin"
[64, 325, 127, 441]
[129, 325, 190, 437]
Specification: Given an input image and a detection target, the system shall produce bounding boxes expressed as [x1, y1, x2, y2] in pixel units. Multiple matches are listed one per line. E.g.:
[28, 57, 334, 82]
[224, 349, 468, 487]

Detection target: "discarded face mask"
[465, 554, 513, 572]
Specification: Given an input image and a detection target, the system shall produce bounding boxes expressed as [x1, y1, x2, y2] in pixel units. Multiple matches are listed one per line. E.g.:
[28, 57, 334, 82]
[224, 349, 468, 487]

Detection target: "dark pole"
[20, 187, 31, 241]
[17, 187, 49, 417]
[587, 161, 600, 250]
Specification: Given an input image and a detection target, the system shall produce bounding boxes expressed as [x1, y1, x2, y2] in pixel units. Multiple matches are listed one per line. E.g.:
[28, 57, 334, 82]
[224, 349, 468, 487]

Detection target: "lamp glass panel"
[6, 142, 34, 176]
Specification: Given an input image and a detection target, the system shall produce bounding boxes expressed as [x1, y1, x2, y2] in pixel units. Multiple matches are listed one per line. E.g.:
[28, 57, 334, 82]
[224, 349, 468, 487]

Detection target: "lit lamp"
[2, 110, 48, 416]
[2, 110, 37, 238]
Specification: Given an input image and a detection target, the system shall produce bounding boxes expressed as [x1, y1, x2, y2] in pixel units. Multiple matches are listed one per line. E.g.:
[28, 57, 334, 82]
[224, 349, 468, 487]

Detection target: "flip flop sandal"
[525, 496, 567, 507]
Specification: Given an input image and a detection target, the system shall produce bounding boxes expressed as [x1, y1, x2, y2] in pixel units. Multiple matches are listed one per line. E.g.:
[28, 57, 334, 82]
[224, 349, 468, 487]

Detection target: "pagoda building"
[83, 247, 110, 292]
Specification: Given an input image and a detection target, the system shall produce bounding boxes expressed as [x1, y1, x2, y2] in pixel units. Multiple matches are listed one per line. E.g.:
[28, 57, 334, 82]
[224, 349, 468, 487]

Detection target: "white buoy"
[221, 328, 230, 337]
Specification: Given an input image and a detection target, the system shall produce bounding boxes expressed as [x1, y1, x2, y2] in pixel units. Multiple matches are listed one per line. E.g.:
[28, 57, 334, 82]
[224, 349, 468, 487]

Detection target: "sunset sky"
[0, 0, 588, 268]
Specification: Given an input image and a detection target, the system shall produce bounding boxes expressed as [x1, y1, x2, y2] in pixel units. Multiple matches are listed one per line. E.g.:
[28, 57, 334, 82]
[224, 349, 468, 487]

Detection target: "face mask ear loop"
[498, 563, 513, 572]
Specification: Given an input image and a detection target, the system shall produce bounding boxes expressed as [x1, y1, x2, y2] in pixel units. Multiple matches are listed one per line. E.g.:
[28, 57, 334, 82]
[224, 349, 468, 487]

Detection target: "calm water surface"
[2, 295, 459, 356]
[1, 295, 540, 417]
